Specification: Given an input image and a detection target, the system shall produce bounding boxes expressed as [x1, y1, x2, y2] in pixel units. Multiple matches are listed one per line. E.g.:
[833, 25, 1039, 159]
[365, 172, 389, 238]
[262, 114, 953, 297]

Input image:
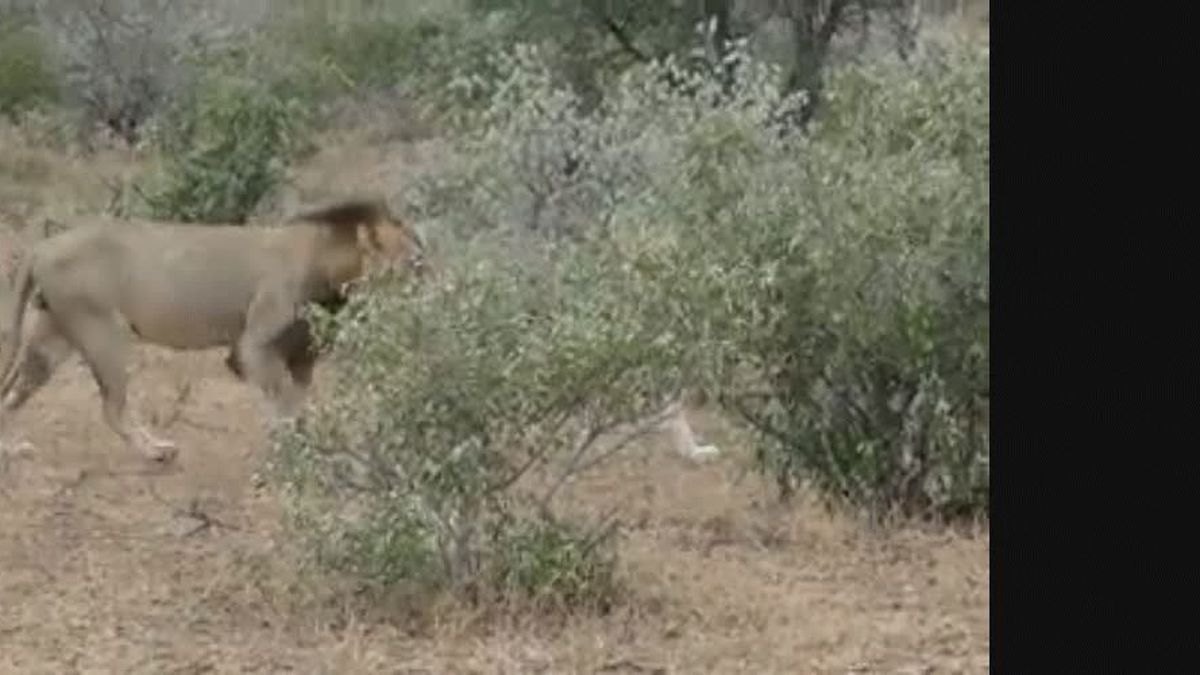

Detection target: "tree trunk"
[703, 0, 734, 91]
[783, 0, 850, 128]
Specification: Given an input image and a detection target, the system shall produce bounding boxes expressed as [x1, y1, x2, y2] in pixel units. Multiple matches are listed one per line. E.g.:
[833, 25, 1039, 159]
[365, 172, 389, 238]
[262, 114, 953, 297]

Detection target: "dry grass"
[0, 122, 148, 223]
[0, 117, 988, 674]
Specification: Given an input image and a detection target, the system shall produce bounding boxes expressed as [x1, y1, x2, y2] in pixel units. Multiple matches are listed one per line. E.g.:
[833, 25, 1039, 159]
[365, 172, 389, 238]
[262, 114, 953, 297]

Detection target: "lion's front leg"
[238, 281, 306, 422]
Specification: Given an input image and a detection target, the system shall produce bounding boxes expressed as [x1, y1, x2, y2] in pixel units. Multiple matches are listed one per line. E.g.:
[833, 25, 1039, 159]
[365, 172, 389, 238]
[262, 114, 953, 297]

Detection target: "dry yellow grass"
[0, 122, 148, 223]
[0, 119, 988, 674]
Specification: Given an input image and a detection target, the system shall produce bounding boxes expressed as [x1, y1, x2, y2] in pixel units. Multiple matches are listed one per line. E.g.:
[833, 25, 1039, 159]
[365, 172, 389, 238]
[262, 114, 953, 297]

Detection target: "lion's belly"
[123, 300, 246, 350]
[121, 263, 259, 350]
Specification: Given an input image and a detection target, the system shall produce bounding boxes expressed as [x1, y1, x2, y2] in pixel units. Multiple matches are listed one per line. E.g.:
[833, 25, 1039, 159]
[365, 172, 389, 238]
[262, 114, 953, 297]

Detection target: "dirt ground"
[0, 346, 988, 674]
[0, 122, 987, 673]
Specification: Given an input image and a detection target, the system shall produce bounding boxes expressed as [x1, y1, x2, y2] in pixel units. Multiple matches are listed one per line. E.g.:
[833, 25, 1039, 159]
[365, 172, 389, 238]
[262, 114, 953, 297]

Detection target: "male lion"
[0, 198, 426, 463]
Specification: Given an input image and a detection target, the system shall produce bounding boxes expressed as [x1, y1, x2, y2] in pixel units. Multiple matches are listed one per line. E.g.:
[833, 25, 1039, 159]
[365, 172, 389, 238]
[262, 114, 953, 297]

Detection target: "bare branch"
[818, 0, 853, 54]
[538, 399, 683, 512]
[600, 15, 651, 63]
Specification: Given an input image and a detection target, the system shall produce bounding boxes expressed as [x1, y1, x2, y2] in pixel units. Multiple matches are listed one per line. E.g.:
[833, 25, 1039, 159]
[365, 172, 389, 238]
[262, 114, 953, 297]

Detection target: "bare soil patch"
[1, 347, 987, 673]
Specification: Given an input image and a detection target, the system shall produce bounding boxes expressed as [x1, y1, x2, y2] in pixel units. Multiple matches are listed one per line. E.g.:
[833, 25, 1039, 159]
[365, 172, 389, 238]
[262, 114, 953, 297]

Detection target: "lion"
[0, 197, 426, 463]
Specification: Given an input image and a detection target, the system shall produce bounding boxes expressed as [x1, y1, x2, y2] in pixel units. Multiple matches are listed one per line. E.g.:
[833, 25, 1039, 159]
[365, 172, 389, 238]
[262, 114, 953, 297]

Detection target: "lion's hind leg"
[0, 309, 75, 459]
[53, 304, 177, 463]
[0, 307, 74, 414]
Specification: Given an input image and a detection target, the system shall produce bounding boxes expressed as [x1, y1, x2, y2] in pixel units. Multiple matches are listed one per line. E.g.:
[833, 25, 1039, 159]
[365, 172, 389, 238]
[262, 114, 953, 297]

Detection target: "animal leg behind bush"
[661, 396, 720, 463]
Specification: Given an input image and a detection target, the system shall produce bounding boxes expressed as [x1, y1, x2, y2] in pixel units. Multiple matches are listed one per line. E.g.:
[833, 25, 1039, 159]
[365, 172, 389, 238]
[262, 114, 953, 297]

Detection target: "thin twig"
[539, 401, 681, 512]
[146, 483, 240, 536]
[484, 367, 617, 495]
[538, 424, 604, 514]
[573, 405, 678, 475]
[580, 504, 622, 556]
[600, 16, 651, 63]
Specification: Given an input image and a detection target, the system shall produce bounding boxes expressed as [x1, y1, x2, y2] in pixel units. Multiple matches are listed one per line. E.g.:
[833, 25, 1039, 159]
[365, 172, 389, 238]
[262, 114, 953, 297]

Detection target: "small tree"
[33, 0, 250, 145]
[424, 39, 990, 521]
[139, 74, 307, 224]
[0, 9, 57, 122]
[271, 233, 710, 607]
[715, 44, 990, 519]
[272, 40, 988, 621]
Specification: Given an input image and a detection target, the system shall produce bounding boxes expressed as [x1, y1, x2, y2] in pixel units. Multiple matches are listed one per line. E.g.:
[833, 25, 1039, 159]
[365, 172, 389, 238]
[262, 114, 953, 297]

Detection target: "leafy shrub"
[410, 40, 988, 521]
[410, 42, 799, 240]
[217, 16, 424, 114]
[0, 14, 57, 121]
[713, 45, 990, 520]
[139, 75, 307, 224]
[289, 13, 446, 92]
[490, 515, 618, 609]
[271, 233, 703, 608]
[273, 41, 987, 618]
[224, 5, 511, 134]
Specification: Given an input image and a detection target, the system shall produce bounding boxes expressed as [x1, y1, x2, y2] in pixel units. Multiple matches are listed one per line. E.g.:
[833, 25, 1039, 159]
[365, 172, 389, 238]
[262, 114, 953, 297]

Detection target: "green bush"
[410, 41, 988, 521]
[224, 6, 510, 131]
[272, 41, 988, 617]
[409, 43, 798, 239]
[0, 16, 58, 122]
[491, 515, 618, 609]
[224, 15, 436, 111]
[712, 46, 990, 520]
[292, 14, 445, 92]
[139, 75, 307, 224]
[271, 232, 700, 608]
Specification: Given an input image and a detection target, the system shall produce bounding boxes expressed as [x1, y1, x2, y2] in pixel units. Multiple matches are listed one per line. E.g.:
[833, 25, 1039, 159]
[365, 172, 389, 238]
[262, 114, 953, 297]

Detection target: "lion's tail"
[0, 258, 36, 399]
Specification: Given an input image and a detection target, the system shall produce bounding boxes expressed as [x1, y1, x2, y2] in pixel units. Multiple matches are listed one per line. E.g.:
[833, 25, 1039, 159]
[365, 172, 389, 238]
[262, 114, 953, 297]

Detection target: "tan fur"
[0, 197, 426, 463]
